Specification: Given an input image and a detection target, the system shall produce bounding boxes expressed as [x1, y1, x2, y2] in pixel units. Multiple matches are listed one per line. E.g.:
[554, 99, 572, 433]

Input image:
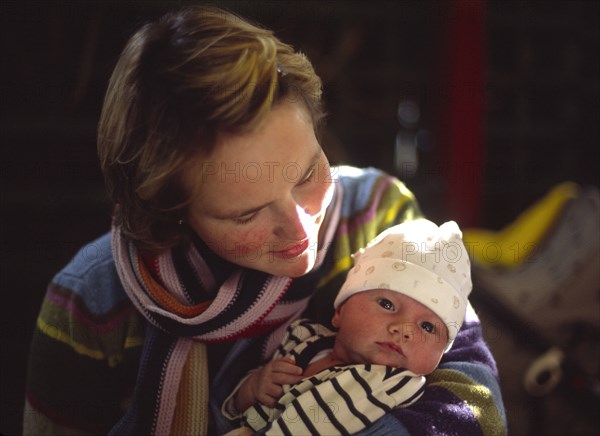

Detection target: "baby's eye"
[377, 298, 395, 311]
[420, 321, 436, 334]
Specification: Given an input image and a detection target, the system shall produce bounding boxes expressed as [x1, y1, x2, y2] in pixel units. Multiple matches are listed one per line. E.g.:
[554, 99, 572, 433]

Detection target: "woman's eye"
[420, 321, 435, 334]
[298, 168, 315, 185]
[234, 212, 258, 225]
[377, 298, 395, 311]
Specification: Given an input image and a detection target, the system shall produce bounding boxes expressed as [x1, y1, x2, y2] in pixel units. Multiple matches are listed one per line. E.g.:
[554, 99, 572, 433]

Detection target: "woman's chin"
[259, 252, 316, 277]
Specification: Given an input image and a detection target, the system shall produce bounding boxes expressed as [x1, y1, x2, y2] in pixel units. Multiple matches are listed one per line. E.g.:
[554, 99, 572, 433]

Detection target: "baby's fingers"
[256, 387, 281, 407]
[271, 358, 303, 375]
[269, 370, 303, 386]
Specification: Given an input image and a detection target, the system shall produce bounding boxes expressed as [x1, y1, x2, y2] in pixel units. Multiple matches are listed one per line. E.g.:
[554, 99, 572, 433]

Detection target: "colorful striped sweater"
[24, 166, 506, 435]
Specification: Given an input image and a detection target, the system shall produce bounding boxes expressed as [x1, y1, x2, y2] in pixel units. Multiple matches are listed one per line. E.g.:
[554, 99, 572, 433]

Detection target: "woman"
[24, 6, 506, 435]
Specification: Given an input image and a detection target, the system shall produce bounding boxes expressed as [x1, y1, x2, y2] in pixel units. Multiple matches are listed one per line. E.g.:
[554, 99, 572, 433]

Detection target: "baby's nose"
[403, 326, 415, 341]
[389, 322, 415, 341]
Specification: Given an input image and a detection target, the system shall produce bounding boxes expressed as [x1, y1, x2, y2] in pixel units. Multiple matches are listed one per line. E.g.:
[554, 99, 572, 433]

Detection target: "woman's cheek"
[314, 180, 334, 217]
[230, 225, 270, 257]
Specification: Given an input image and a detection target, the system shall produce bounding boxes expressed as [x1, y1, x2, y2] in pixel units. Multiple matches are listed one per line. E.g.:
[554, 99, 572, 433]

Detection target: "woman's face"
[183, 102, 334, 277]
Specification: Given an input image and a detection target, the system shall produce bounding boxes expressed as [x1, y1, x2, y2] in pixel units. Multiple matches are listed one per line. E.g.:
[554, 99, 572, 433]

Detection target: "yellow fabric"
[463, 182, 578, 268]
[171, 343, 209, 436]
[428, 369, 506, 436]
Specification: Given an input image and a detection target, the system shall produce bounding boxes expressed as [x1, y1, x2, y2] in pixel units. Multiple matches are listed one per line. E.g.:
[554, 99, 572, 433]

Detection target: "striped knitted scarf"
[108, 187, 341, 435]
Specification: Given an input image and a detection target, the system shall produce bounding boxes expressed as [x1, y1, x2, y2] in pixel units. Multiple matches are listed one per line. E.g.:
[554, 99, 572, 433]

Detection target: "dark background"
[1, 1, 598, 434]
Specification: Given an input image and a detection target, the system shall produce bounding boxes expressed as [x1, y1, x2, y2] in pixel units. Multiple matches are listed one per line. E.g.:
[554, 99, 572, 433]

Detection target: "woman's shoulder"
[51, 231, 129, 314]
[334, 165, 388, 187]
[333, 165, 418, 218]
[34, 232, 143, 371]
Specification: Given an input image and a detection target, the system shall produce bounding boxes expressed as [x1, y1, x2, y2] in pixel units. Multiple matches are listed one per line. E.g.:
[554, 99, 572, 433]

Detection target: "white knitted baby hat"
[334, 219, 472, 348]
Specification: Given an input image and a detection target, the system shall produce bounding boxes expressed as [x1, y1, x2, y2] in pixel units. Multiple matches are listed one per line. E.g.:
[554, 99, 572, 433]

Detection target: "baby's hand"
[250, 357, 303, 407]
[223, 426, 254, 436]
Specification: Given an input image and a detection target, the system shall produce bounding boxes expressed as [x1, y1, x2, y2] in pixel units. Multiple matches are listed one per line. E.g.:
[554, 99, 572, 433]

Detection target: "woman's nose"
[274, 202, 310, 240]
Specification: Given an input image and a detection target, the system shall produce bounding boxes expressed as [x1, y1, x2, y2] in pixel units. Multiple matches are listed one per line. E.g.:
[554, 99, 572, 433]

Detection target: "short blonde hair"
[98, 6, 324, 252]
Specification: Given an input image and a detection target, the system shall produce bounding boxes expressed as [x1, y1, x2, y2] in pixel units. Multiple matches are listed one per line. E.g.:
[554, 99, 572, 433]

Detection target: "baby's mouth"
[377, 342, 405, 356]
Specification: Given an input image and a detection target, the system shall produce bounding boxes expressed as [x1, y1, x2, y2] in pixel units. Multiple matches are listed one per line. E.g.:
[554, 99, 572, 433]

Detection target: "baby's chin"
[367, 357, 407, 369]
[366, 358, 431, 375]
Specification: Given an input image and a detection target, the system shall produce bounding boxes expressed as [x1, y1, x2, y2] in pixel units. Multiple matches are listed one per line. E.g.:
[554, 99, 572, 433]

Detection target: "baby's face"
[331, 289, 449, 375]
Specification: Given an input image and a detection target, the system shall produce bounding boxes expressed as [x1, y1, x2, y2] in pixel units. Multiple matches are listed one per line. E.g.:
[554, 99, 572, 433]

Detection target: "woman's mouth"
[272, 239, 310, 259]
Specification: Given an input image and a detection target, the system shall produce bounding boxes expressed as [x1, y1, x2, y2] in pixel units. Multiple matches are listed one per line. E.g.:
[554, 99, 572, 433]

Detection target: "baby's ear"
[331, 307, 341, 328]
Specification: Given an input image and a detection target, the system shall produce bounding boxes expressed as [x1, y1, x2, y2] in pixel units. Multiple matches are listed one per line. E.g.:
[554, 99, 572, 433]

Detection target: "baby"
[223, 219, 473, 435]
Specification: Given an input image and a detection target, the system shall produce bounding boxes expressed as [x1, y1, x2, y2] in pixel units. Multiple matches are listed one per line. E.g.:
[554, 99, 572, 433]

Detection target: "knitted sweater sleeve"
[23, 233, 144, 435]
